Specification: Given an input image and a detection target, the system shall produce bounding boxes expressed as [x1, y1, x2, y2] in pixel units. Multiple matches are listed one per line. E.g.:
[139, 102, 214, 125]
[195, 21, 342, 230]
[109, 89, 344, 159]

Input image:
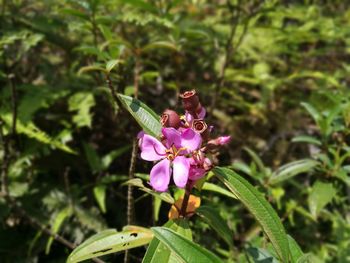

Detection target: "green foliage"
[68, 226, 154, 263]
[151, 227, 222, 263]
[143, 219, 192, 263]
[1, 0, 350, 262]
[214, 167, 289, 262]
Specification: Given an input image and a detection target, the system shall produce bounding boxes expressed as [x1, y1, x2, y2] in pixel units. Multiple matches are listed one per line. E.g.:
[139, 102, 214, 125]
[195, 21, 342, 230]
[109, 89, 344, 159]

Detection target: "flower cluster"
[138, 90, 230, 192]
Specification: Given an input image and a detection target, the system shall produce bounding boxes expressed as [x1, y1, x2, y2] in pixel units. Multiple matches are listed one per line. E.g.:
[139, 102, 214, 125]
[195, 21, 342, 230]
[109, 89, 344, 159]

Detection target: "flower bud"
[192, 119, 209, 140]
[161, 109, 181, 129]
[180, 90, 200, 113]
[205, 136, 231, 152]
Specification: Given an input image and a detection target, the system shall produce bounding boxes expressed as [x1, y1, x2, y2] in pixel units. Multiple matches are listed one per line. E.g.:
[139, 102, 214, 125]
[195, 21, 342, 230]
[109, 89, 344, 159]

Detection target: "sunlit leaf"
[67, 227, 153, 263]
[246, 247, 279, 263]
[117, 94, 161, 137]
[308, 181, 336, 218]
[143, 219, 192, 263]
[213, 167, 289, 262]
[151, 227, 222, 263]
[270, 159, 319, 185]
[93, 185, 107, 213]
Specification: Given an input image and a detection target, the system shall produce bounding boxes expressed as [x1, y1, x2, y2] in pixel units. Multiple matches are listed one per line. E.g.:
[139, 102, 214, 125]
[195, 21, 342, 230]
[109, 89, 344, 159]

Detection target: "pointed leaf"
[270, 159, 319, 185]
[151, 227, 222, 263]
[213, 167, 289, 262]
[141, 41, 179, 53]
[67, 227, 153, 263]
[196, 206, 233, 247]
[308, 181, 336, 218]
[288, 235, 304, 263]
[106, 59, 122, 73]
[292, 135, 322, 146]
[246, 247, 279, 263]
[117, 94, 161, 137]
[201, 182, 237, 199]
[143, 219, 192, 263]
[93, 185, 107, 213]
[124, 178, 174, 204]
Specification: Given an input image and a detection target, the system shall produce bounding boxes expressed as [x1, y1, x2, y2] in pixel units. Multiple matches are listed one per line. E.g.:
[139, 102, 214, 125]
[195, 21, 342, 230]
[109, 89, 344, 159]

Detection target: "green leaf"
[125, 178, 174, 204]
[292, 135, 322, 146]
[101, 145, 131, 169]
[213, 167, 289, 262]
[67, 227, 153, 263]
[151, 227, 222, 263]
[45, 206, 72, 254]
[153, 197, 162, 222]
[201, 182, 237, 199]
[83, 142, 103, 173]
[143, 219, 192, 263]
[119, 0, 158, 13]
[93, 185, 107, 213]
[301, 102, 321, 124]
[270, 159, 319, 185]
[1, 114, 76, 154]
[68, 92, 96, 128]
[308, 181, 336, 218]
[246, 247, 279, 263]
[117, 94, 161, 137]
[106, 59, 122, 73]
[141, 41, 179, 53]
[78, 65, 107, 75]
[196, 206, 233, 247]
[288, 235, 304, 263]
[243, 147, 267, 176]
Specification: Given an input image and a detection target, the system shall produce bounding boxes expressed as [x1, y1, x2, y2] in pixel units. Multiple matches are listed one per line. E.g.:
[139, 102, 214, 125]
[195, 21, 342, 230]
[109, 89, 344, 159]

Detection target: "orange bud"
[168, 194, 201, 219]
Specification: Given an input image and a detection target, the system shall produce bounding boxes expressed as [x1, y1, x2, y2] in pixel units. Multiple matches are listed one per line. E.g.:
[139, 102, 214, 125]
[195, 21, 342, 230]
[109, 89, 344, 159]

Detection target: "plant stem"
[180, 184, 192, 217]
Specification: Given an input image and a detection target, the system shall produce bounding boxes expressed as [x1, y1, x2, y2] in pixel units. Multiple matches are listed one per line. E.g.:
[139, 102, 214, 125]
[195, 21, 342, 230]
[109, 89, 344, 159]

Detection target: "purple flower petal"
[189, 167, 206, 181]
[140, 134, 166, 161]
[180, 128, 202, 152]
[218, 136, 231, 145]
[172, 156, 190, 188]
[150, 158, 171, 192]
[198, 107, 206, 119]
[162, 127, 182, 148]
[185, 112, 194, 124]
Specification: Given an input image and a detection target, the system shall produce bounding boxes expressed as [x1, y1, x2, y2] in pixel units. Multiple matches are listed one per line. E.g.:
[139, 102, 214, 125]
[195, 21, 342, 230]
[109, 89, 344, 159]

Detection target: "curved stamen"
[152, 143, 167, 156]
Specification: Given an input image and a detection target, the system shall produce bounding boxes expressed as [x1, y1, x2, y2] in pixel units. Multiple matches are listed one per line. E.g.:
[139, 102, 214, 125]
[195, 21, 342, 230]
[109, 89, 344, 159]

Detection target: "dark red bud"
[192, 119, 209, 140]
[180, 90, 200, 113]
[161, 109, 181, 129]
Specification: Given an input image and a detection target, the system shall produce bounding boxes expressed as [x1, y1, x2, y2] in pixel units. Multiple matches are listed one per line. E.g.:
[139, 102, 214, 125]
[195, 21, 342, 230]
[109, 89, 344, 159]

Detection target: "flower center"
[165, 145, 186, 161]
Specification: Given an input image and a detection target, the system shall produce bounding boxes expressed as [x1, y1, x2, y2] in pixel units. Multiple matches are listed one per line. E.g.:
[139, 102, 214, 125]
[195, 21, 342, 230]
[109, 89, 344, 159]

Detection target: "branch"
[210, 1, 241, 113]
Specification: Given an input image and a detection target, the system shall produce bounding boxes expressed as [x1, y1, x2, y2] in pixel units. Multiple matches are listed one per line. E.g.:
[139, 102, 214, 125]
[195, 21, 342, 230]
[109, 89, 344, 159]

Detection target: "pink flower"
[188, 151, 212, 181]
[139, 128, 202, 192]
[217, 136, 231, 145]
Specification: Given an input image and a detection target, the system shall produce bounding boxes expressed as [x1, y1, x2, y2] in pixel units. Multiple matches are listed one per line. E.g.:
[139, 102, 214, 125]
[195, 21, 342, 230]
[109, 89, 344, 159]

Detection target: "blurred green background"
[1, 0, 350, 262]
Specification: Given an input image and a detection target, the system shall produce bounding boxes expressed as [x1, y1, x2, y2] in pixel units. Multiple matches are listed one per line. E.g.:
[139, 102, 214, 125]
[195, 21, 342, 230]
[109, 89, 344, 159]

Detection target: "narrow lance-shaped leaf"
[117, 94, 162, 137]
[201, 182, 237, 199]
[246, 247, 279, 263]
[196, 206, 233, 247]
[93, 185, 107, 213]
[143, 219, 192, 263]
[213, 167, 289, 262]
[67, 227, 153, 263]
[287, 235, 304, 263]
[269, 159, 319, 185]
[151, 227, 222, 263]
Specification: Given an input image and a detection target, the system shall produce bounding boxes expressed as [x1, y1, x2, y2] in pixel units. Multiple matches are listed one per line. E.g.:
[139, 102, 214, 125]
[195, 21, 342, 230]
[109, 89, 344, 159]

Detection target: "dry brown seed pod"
[161, 109, 181, 129]
[180, 90, 200, 112]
